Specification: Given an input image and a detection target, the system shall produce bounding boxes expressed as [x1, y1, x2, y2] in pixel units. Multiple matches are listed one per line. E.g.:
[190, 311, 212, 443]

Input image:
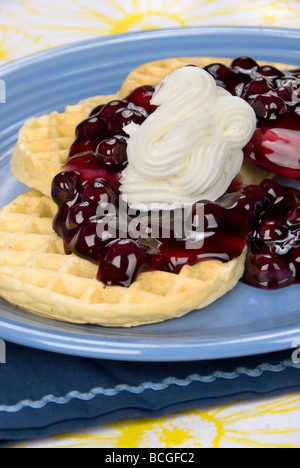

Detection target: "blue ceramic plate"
[0, 26, 299, 361]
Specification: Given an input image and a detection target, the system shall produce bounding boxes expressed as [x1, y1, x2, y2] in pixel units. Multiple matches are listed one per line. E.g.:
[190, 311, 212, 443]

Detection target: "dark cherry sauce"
[204, 57, 300, 181]
[51, 67, 300, 289]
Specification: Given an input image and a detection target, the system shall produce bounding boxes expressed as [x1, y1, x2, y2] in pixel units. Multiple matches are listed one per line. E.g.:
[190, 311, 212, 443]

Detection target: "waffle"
[0, 191, 246, 327]
[118, 57, 293, 97]
[10, 56, 282, 197]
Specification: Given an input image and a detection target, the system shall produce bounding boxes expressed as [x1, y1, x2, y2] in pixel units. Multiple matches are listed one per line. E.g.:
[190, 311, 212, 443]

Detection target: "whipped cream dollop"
[120, 66, 256, 207]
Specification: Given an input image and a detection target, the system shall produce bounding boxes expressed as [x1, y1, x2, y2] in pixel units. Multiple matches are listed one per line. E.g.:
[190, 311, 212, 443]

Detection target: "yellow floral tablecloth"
[1, 0, 300, 449]
[7, 394, 300, 449]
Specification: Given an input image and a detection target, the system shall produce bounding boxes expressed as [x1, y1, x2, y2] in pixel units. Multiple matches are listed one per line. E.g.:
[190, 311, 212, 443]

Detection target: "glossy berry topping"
[98, 100, 128, 120]
[75, 116, 106, 139]
[63, 151, 122, 189]
[231, 56, 258, 73]
[287, 206, 300, 225]
[243, 77, 274, 101]
[256, 65, 284, 80]
[251, 95, 288, 121]
[51, 171, 82, 206]
[51, 61, 300, 289]
[88, 104, 104, 117]
[204, 62, 251, 97]
[64, 86, 156, 188]
[69, 115, 109, 158]
[107, 108, 145, 136]
[66, 201, 98, 231]
[97, 239, 147, 287]
[52, 164, 299, 288]
[205, 57, 300, 181]
[125, 85, 158, 114]
[69, 215, 118, 261]
[81, 178, 118, 208]
[95, 137, 127, 172]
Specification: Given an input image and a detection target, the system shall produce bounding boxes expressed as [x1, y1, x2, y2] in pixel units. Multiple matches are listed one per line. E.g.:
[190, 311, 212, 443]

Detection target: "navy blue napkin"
[1, 342, 300, 446]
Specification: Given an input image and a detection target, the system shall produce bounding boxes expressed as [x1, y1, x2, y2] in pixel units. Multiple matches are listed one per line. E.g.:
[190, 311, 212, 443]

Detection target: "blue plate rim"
[0, 308, 300, 362]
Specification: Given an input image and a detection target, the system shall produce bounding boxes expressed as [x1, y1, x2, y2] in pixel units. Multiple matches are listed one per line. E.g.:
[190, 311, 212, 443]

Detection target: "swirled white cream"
[120, 66, 256, 207]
